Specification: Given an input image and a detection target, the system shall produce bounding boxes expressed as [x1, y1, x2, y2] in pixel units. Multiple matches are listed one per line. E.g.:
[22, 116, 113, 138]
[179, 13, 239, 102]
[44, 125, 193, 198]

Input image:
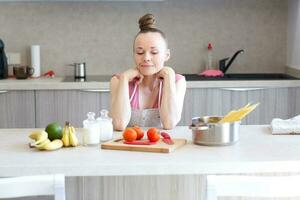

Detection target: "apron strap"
[130, 80, 162, 107]
[158, 80, 163, 109]
[129, 83, 138, 103]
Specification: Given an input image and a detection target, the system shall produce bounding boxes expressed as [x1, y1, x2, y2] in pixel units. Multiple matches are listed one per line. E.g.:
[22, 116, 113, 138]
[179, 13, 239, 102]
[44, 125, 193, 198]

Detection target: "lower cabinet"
[179, 87, 300, 125]
[10, 173, 296, 200]
[0, 90, 35, 128]
[35, 90, 109, 128]
[2, 87, 300, 128]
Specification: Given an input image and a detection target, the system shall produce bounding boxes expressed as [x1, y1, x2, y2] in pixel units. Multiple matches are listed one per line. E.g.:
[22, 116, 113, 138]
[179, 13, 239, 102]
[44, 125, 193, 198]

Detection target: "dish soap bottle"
[97, 109, 113, 142]
[82, 112, 100, 145]
[206, 43, 213, 70]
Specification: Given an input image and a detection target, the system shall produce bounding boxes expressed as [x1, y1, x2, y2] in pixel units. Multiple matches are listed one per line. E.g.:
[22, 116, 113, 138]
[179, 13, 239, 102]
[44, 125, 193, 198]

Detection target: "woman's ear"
[164, 49, 170, 61]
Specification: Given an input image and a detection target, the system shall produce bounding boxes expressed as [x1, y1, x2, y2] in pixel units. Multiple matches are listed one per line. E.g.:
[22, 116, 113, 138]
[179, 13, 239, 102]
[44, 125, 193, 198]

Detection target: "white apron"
[128, 81, 162, 128]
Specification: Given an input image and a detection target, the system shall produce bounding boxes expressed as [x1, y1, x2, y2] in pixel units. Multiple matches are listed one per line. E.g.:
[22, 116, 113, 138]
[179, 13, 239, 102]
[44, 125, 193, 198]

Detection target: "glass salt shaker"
[82, 112, 101, 145]
[96, 109, 113, 142]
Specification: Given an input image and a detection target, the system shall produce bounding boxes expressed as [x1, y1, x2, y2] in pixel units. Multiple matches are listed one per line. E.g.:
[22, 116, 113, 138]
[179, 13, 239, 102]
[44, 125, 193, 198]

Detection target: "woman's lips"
[140, 64, 154, 68]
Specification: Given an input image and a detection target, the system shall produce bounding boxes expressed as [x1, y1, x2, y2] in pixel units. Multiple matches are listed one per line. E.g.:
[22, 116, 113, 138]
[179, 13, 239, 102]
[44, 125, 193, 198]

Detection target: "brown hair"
[135, 13, 168, 47]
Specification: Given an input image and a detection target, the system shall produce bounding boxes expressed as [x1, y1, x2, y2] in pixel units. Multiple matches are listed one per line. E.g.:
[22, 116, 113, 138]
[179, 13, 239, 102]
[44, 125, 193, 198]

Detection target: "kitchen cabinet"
[35, 90, 109, 128]
[2, 87, 300, 128]
[179, 87, 300, 126]
[0, 90, 35, 128]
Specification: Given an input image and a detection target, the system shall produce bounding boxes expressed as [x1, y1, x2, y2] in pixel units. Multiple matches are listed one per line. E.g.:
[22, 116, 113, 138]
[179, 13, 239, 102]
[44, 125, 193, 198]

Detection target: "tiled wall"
[0, 0, 287, 76]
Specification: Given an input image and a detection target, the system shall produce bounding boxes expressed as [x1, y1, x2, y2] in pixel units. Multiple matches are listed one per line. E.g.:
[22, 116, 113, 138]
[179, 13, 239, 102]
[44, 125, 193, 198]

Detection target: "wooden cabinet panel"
[179, 87, 299, 126]
[0, 90, 35, 128]
[66, 175, 205, 200]
[35, 90, 109, 128]
[180, 88, 240, 126]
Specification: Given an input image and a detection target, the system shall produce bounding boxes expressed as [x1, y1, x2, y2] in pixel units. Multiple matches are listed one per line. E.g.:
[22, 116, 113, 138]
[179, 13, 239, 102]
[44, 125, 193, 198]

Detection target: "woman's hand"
[157, 66, 175, 80]
[121, 68, 144, 84]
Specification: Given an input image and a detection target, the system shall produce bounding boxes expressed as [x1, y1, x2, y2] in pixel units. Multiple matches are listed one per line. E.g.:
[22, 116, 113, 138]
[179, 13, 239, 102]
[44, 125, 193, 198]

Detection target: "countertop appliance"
[69, 62, 86, 79]
[0, 39, 8, 79]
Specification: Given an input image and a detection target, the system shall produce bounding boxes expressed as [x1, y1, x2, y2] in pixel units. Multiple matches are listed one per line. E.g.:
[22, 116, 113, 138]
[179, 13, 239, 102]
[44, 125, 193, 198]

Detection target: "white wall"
[288, 0, 300, 69]
[0, 0, 287, 75]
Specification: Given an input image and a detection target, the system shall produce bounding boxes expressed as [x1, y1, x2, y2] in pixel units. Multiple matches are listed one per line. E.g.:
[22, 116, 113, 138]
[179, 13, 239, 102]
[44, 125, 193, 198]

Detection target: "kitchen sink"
[182, 73, 300, 81]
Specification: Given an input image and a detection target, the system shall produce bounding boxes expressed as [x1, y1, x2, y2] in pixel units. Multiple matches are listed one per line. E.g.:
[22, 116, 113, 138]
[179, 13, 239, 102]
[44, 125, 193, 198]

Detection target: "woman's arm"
[109, 68, 143, 131]
[158, 67, 186, 129]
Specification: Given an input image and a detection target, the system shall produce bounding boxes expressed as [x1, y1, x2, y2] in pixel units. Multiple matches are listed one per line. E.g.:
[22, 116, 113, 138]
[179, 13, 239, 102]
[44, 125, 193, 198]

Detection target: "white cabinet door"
[0, 90, 35, 128]
[35, 90, 109, 128]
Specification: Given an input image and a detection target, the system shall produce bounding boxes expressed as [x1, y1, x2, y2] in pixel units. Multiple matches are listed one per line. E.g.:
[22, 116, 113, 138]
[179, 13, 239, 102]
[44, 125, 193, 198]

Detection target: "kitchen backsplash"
[0, 0, 287, 76]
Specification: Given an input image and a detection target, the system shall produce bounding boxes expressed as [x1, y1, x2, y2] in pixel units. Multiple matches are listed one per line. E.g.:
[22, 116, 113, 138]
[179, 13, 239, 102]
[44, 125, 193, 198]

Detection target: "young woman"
[109, 13, 186, 131]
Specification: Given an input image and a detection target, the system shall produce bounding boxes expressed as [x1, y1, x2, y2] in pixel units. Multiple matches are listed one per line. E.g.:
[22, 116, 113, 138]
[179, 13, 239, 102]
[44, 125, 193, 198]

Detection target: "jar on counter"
[96, 109, 113, 142]
[82, 112, 100, 145]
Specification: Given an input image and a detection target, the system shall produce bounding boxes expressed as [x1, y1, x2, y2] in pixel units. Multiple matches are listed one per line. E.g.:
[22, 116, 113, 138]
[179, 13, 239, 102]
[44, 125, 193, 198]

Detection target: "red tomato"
[133, 126, 144, 140]
[147, 128, 160, 142]
[123, 128, 137, 142]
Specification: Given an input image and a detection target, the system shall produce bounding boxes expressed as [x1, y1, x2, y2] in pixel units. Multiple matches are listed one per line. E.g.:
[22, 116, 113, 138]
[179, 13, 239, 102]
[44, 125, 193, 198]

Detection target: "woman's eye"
[136, 52, 144, 55]
[151, 52, 158, 54]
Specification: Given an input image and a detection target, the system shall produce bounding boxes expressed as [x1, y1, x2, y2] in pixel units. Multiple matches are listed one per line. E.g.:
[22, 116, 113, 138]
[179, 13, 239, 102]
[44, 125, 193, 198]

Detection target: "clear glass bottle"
[82, 112, 101, 145]
[96, 109, 113, 142]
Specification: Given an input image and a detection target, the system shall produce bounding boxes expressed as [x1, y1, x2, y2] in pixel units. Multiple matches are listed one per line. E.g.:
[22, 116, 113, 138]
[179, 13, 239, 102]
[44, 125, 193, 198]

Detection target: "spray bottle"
[206, 43, 213, 70]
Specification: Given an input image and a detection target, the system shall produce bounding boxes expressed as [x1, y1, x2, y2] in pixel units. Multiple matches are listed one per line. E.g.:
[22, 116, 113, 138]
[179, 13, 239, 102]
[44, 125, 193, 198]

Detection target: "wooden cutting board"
[101, 138, 187, 153]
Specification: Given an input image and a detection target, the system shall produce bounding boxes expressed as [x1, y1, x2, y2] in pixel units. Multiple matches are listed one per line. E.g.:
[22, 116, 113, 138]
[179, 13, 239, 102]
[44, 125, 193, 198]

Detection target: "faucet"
[219, 49, 244, 74]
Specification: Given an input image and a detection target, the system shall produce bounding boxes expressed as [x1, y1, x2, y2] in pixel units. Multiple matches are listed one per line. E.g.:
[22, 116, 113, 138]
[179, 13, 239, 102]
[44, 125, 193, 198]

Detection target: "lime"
[45, 122, 62, 141]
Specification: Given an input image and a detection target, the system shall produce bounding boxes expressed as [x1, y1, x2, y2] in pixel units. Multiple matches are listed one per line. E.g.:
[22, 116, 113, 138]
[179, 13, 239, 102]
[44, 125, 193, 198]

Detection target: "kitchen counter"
[1, 125, 300, 177]
[0, 77, 110, 90]
[1, 76, 300, 90]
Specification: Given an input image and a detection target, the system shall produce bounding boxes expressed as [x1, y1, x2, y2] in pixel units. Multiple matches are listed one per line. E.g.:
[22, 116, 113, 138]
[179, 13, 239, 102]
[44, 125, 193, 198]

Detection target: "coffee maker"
[0, 39, 8, 79]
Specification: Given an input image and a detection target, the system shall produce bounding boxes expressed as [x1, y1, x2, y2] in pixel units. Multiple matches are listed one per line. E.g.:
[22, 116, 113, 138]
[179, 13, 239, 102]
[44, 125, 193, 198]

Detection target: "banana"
[35, 139, 51, 150]
[29, 129, 63, 151]
[69, 125, 79, 147]
[29, 130, 48, 146]
[62, 123, 70, 147]
[29, 130, 42, 140]
[43, 139, 63, 151]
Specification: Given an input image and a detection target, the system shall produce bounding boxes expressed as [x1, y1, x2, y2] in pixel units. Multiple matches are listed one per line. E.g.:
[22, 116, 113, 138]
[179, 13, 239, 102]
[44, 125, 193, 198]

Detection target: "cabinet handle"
[81, 89, 110, 92]
[0, 90, 8, 94]
[221, 88, 265, 91]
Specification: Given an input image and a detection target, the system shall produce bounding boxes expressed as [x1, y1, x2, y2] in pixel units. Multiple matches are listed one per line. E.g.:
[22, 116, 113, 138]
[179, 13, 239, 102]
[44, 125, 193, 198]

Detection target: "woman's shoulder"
[175, 73, 185, 82]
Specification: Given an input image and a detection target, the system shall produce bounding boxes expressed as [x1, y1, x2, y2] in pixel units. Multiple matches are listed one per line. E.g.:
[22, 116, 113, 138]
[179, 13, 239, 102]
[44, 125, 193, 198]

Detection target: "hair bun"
[138, 13, 156, 30]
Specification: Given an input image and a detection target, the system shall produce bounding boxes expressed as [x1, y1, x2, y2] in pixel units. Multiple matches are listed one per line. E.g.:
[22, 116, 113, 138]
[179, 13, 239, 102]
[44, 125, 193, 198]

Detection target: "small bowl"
[13, 66, 34, 79]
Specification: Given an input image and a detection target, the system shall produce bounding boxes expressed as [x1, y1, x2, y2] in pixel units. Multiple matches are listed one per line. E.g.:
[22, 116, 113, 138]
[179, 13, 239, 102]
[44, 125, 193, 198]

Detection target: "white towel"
[271, 115, 300, 134]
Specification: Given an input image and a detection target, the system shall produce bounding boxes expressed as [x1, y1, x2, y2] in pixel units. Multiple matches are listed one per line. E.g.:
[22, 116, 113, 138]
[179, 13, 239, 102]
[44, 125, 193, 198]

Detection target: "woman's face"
[134, 32, 170, 76]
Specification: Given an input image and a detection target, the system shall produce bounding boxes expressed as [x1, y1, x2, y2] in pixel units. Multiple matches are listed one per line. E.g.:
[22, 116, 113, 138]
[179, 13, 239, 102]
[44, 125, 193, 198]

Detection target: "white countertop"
[1, 77, 300, 90]
[1, 125, 300, 177]
[0, 77, 110, 90]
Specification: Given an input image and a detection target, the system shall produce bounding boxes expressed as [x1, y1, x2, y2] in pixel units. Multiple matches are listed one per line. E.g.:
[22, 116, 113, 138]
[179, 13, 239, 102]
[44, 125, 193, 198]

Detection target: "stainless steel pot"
[69, 62, 86, 79]
[189, 116, 240, 146]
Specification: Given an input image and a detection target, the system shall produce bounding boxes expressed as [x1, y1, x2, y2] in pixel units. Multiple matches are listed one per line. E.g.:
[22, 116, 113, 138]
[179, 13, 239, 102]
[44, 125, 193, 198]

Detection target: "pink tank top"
[129, 74, 184, 109]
